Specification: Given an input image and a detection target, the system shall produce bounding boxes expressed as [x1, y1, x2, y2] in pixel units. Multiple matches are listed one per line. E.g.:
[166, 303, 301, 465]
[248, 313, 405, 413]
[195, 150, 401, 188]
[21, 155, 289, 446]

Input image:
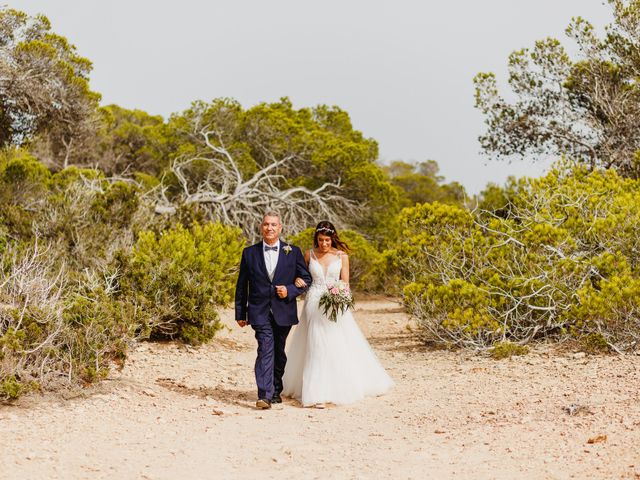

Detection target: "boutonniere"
[283, 244, 292, 255]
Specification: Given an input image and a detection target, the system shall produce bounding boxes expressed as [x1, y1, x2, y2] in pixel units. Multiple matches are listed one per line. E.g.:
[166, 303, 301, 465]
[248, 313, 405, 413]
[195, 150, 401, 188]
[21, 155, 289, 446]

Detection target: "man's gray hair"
[262, 211, 282, 224]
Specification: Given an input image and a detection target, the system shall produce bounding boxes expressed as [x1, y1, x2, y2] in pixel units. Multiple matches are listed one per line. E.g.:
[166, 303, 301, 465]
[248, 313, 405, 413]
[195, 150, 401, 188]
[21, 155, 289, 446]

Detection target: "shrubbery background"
[3, 3, 640, 400]
[397, 164, 640, 352]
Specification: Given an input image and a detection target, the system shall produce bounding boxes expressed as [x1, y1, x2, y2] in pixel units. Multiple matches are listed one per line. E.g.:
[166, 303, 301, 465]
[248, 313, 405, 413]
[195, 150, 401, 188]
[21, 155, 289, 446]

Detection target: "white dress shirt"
[263, 240, 280, 280]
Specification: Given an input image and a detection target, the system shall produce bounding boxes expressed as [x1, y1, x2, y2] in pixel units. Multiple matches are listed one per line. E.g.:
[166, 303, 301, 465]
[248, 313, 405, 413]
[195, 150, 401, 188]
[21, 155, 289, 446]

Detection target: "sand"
[1, 297, 640, 479]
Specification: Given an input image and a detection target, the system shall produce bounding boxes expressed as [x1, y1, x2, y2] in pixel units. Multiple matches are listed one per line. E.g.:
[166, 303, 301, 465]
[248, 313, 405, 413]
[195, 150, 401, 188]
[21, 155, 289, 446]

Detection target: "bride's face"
[317, 234, 332, 252]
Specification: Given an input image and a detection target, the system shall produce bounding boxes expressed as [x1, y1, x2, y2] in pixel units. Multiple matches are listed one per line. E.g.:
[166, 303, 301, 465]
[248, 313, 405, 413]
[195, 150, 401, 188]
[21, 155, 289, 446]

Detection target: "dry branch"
[154, 128, 359, 240]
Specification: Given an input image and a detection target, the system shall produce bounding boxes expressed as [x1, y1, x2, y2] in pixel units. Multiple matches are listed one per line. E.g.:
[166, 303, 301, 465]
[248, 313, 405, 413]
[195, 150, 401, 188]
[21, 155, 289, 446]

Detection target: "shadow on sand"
[155, 378, 255, 409]
[367, 330, 420, 350]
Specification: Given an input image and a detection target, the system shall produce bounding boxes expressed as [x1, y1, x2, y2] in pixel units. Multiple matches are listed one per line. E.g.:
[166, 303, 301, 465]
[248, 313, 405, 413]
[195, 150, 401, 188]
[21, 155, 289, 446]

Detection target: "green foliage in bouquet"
[123, 222, 244, 345]
[319, 280, 354, 322]
[397, 162, 640, 351]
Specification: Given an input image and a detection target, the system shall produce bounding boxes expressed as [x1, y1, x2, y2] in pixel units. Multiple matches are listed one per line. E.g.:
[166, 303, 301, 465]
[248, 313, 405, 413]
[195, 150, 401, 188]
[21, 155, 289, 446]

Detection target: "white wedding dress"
[282, 251, 394, 406]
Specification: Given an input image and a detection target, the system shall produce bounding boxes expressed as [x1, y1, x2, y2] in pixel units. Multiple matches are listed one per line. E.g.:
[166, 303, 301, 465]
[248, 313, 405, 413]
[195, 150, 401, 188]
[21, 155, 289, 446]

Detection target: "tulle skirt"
[282, 291, 394, 406]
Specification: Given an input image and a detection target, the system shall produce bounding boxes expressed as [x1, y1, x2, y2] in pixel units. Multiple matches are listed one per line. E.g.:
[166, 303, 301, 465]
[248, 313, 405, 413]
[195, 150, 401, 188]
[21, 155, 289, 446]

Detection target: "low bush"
[0, 153, 249, 398]
[580, 332, 611, 354]
[123, 222, 244, 345]
[0, 241, 136, 401]
[490, 341, 529, 359]
[397, 163, 640, 351]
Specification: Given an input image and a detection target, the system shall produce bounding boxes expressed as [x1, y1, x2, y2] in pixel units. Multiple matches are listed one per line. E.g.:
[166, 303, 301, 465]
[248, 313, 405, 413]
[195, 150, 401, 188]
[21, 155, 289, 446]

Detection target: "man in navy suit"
[235, 212, 312, 409]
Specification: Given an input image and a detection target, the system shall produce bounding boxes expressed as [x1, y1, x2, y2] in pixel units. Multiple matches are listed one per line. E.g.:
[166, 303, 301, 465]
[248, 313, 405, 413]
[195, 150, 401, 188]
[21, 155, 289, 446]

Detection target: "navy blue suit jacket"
[235, 241, 312, 326]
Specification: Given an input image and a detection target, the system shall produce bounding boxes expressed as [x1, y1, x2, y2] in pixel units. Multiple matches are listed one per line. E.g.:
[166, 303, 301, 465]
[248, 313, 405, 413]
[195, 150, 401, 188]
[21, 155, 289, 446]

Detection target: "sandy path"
[1, 298, 640, 480]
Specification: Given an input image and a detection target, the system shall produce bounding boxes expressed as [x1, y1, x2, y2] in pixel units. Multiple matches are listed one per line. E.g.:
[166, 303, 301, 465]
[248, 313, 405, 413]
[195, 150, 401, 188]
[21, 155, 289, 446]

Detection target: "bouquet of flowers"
[319, 280, 354, 322]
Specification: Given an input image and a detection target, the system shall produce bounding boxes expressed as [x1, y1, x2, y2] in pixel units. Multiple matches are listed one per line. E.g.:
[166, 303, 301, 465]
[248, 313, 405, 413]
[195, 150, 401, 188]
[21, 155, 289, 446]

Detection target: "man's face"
[261, 215, 282, 244]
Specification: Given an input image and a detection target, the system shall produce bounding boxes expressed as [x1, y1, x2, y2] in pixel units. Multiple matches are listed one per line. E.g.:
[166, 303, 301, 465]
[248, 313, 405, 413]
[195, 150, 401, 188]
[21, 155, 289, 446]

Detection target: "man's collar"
[262, 239, 280, 249]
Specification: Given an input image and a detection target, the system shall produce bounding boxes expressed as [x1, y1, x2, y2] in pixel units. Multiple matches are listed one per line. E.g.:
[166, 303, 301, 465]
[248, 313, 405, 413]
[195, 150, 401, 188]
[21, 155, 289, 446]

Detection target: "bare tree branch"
[154, 127, 360, 241]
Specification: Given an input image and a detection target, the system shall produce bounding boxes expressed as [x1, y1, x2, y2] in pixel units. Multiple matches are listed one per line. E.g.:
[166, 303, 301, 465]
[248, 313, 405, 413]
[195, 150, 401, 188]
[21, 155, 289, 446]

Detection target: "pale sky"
[7, 1, 611, 193]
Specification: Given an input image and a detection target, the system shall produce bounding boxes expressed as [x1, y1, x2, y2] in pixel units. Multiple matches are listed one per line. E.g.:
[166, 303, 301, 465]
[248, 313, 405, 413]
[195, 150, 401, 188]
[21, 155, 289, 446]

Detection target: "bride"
[282, 221, 394, 407]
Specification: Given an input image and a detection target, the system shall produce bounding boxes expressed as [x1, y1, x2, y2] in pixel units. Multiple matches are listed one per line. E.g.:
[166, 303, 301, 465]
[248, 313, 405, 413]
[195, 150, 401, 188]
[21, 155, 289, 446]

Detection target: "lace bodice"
[308, 250, 342, 290]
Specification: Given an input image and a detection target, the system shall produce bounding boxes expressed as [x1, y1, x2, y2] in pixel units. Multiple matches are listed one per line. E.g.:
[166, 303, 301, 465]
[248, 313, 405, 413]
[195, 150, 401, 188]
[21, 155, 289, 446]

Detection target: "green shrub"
[0, 240, 137, 400]
[397, 163, 640, 351]
[490, 342, 529, 359]
[1, 375, 27, 400]
[90, 181, 141, 229]
[62, 288, 137, 383]
[0, 225, 6, 256]
[580, 333, 611, 354]
[0, 150, 52, 199]
[0, 150, 51, 240]
[124, 222, 244, 344]
[0, 156, 153, 272]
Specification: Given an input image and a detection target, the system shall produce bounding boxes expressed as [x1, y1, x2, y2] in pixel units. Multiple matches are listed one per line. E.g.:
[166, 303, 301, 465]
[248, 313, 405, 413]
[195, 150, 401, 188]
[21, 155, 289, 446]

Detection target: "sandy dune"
[1, 297, 640, 479]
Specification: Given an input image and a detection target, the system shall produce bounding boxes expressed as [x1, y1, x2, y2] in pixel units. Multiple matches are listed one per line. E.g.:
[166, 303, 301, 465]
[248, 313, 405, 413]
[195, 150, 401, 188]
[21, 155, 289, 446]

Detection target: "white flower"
[283, 244, 292, 255]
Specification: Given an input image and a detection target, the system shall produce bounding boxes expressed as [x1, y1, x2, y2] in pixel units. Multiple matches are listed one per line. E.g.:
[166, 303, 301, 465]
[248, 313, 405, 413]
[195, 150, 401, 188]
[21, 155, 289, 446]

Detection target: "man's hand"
[236, 320, 248, 328]
[275, 285, 288, 299]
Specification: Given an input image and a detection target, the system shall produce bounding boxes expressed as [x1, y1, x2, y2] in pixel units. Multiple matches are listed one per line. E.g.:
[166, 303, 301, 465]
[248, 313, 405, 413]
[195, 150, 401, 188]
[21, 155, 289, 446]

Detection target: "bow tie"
[264, 245, 278, 252]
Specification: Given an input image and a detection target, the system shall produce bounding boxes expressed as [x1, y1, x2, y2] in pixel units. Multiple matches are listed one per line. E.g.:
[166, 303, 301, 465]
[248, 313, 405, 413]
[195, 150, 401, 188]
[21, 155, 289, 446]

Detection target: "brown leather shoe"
[256, 398, 272, 409]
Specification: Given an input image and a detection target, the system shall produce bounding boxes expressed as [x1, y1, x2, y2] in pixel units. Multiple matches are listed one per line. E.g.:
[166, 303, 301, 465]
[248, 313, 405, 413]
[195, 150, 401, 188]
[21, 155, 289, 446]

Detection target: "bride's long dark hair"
[313, 221, 350, 253]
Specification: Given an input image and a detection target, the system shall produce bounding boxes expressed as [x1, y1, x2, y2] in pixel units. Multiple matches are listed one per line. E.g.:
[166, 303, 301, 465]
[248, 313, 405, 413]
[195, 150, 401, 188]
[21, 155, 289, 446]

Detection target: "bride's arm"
[294, 250, 312, 288]
[340, 253, 350, 285]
